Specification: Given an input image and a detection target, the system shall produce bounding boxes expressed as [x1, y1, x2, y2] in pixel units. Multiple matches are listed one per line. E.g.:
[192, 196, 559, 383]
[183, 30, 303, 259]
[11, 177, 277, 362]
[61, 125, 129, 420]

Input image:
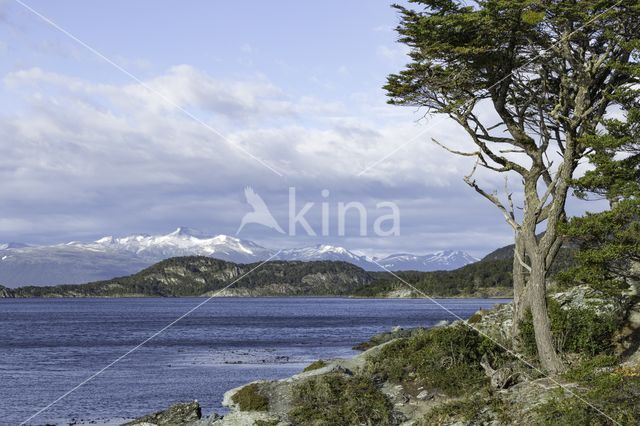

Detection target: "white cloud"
[377, 44, 410, 66]
[0, 65, 521, 254]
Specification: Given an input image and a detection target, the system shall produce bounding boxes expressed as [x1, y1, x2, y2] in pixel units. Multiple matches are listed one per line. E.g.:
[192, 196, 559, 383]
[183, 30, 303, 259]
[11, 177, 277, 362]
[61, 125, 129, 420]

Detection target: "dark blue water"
[0, 297, 509, 425]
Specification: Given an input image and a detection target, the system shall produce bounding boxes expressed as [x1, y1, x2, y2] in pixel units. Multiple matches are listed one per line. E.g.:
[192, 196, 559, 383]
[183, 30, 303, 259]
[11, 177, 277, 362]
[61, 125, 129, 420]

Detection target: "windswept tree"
[385, 0, 640, 372]
[562, 104, 640, 292]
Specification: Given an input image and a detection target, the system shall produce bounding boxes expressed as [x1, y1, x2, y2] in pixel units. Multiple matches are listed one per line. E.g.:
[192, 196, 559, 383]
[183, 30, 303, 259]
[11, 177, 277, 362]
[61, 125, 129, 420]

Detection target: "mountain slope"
[276, 244, 374, 270]
[10, 258, 374, 298]
[377, 250, 479, 271]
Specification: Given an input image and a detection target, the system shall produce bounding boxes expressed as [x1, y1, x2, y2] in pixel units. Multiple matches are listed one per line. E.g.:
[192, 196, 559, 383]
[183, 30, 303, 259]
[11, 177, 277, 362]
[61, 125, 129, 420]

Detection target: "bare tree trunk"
[528, 253, 564, 373]
[511, 234, 529, 347]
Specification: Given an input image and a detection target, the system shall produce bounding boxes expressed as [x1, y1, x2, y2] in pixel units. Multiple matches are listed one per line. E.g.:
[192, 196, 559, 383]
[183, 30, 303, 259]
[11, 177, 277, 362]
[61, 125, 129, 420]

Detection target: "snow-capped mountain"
[0, 228, 478, 287]
[276, 244, 374, 270]
[376, 250, 479, 272]
[76, 227, 273, 262]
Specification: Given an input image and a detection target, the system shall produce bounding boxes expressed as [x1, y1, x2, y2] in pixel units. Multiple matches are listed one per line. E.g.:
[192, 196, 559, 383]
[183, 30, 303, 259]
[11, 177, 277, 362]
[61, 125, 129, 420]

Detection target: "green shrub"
[467, 312, 483, 324]
[563, 355, 618, 384]
[520, 298, 621, 357]
[365, 324, 503, 397]
[303, 360, 327, 372]
[231, 383, 269, 411]
[289, 373, 393, 425]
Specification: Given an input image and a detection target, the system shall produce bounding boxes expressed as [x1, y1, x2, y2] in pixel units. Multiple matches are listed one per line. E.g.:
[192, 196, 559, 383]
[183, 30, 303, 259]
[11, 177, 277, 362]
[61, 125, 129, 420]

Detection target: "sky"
[0, 1, 604, 258]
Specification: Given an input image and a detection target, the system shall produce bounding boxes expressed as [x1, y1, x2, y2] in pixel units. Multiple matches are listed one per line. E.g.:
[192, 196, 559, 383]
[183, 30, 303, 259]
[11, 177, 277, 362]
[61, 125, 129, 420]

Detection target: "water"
[0, 297, 509, 425]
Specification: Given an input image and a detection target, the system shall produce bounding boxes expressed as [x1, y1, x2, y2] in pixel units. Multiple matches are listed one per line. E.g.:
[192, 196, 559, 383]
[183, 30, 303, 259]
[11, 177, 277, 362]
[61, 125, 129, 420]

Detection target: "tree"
[385, 0, 640, 372]
[562, 105, 640, 292]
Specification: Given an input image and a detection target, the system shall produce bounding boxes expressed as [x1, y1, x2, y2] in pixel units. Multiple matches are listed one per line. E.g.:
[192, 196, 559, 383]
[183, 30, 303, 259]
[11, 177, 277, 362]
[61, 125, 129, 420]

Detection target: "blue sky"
[0, 1, 604, 257]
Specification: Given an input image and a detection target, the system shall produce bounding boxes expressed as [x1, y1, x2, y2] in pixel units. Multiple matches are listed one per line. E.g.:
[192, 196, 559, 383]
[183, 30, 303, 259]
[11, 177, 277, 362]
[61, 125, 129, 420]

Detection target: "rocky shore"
[125, 284, 640, 425]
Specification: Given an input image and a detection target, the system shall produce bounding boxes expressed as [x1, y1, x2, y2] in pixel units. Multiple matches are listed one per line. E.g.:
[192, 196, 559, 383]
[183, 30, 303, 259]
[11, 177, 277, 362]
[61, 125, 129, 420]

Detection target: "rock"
[471, 303, 514, 345]
[125, 401, 202, 425]
[188, 412, 223, 426]
[207, 411, 282, 426]
[0, 285, 14, 298]
[381, 382, 410, 405]
[552, 285, 628, 317]
[416, 390, 432, 401]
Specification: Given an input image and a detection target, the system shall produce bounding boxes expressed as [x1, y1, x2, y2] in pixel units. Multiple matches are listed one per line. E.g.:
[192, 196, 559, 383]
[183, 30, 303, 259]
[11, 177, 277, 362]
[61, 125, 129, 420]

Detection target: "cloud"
[377, 44, 411, 66]
[0, 65, 521, 255]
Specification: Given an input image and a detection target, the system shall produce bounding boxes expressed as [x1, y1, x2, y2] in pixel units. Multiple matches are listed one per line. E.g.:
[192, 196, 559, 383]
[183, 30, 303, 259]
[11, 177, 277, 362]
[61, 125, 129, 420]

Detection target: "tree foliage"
[385, 0, 640, 372]
[561, 107, 640, 292]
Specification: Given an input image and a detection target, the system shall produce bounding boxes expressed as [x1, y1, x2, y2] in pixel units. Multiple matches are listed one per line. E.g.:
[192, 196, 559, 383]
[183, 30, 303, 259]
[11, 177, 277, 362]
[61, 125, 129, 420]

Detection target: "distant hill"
[8, 258, 374, 298]
[481, 244, 516, 262]
[5, 256, 513, 299]
[481, 238, 577, 274]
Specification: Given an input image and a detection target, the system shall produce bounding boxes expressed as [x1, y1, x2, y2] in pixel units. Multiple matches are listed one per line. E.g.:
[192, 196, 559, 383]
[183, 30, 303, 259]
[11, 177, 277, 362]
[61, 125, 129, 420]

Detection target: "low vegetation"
[535, 358, 640, 425]
[352, 327, 425, 351]
[302, 360, 327, 372]
[231, 383, 269, 412]
[417, 390, 512, 425]
[520, 298, 623, 357]
[289, 373, 394, 425]
[365, 324, 505, 397]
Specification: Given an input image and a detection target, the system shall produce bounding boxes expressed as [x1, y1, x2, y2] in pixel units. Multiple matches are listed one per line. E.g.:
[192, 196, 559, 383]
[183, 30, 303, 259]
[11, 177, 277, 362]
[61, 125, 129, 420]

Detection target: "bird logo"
[237, 187, 285, 235]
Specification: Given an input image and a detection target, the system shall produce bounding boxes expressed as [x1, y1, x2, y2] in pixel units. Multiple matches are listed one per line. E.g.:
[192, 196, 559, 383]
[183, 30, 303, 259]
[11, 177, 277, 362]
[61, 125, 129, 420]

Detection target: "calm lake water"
[0, 297, 509, 425]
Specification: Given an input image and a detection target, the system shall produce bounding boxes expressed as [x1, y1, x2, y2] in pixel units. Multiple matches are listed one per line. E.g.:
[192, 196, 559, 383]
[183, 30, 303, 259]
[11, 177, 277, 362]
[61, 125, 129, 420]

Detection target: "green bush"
[231, 383, 269, 411]
[365, 324, 503, 397]
[467, 312, 483, 324]
[520, 298, 622, 357]
[290, 373, 393, 425]
[303, 360, 327, 372]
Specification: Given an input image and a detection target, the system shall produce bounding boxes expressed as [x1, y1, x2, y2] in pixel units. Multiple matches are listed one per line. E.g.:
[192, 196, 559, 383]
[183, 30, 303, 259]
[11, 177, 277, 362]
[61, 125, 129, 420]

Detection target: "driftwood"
[480, 355, 521, 390]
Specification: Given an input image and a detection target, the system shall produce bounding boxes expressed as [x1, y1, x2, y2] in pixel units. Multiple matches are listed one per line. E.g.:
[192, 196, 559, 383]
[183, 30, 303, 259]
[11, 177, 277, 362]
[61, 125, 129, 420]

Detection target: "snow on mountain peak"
[0, 242, 29, 250]
[316, 244, 349, 254]
[167, 227, 211, 239]
[0, 228, 481, 288]
[95, 236, 115, 244]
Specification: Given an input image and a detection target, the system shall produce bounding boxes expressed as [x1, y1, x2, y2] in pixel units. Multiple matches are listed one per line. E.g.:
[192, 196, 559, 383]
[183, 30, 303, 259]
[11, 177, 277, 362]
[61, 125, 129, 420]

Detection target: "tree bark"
[511, 234, 529, 347]
[528, 254, 565, 374]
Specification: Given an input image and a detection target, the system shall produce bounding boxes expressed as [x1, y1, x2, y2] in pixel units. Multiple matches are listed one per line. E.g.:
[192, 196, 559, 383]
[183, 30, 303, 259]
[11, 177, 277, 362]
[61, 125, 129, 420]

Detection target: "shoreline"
[0, 294, 513, 300]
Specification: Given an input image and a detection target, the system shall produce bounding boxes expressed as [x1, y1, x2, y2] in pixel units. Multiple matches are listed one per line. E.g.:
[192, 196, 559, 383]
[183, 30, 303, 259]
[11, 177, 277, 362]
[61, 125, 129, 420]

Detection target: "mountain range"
[0, 227, 478, 287]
